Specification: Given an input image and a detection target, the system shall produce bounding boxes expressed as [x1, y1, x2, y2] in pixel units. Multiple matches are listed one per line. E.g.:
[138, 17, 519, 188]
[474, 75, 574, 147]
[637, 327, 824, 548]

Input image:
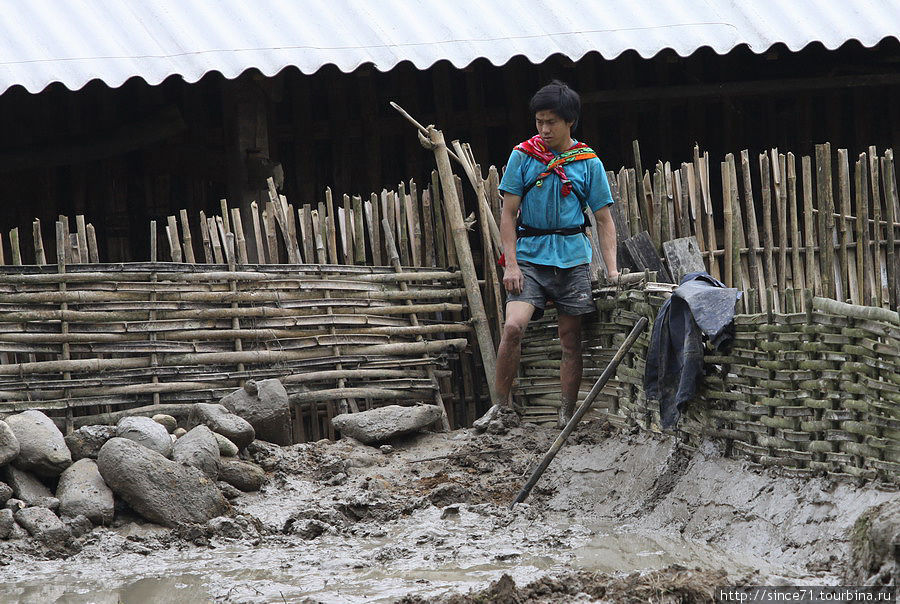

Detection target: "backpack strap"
[517, 175, 590, 238]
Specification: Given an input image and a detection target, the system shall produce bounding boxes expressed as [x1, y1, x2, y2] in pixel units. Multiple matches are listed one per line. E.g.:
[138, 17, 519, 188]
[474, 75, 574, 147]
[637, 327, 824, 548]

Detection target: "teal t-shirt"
[499, 141, 614, 268]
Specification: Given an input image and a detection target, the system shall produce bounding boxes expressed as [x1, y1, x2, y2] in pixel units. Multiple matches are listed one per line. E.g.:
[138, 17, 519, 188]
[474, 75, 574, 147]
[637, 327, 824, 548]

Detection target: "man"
[494, 80, 618, 428]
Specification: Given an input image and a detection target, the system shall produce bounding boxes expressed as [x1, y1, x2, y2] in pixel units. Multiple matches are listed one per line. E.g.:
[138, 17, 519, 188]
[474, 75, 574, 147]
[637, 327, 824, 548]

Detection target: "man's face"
[535, 110, 573, 152]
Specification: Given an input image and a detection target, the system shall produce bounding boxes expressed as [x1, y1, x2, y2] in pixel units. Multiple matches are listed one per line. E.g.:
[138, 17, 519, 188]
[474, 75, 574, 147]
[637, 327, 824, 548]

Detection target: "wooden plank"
[740, 150, 765, 309]
[165, 216, 182, 263]
[299, 205, 315, 265]
[802, 156, 821, 295]
[624, 231, 672, 282]
[251, 201, 266, 264]
[86, 224, 99, 263]
[837, 150, 854, 303]
[663, 236, 705, 284]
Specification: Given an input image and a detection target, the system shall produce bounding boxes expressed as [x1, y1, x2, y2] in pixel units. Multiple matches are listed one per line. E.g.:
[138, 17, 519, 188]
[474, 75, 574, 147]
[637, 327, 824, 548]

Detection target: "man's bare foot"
[557, 398, 576, 429]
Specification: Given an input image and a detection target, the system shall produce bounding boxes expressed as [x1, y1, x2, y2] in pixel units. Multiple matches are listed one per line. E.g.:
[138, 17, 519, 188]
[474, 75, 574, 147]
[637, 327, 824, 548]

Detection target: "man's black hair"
[529, 80, 581, 129]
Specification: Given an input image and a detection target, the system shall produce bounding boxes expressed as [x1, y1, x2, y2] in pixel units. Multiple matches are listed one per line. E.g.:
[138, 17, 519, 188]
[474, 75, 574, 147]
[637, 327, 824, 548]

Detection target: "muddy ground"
[0, 417, 894, 603]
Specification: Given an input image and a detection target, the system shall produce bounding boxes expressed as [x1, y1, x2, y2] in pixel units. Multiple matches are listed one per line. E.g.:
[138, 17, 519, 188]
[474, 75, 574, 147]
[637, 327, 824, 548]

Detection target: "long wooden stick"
[511, 317, 648, 507]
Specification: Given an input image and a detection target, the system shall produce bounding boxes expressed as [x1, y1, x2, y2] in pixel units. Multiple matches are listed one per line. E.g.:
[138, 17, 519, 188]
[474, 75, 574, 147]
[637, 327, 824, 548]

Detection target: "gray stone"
[0, 481, 12, 505]
[173, 428, 187, 438]
[6, 410, 72, 477]
[97, 437, 228, 527]
[14, 506, 69, 545]
[220, 379, 289, 445]
[64, 514, 93, 538]
[0, 420, 20, 466]
[172, 425, 220, 480]
[32, 496, 60, 512]
[187, 403, 255, 450]
[3, 466, 52, 505]
[152, 414, 177, 433]
[217, 459, 266, 492]
[116, 416, 173, 457]
[4, 498, 25, 512]
[56, 459, 115, 526]
[217, 481, 242, 500]
[64, 425, 117, 461]
[214, 432, 239, 457]
[846, 499, 900, 585]
[0, 508, 14, 539]
[331, 404, 444, 445]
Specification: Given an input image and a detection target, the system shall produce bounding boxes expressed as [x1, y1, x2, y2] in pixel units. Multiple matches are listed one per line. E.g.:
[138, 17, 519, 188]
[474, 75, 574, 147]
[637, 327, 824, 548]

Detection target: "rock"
[3, 466, 52, 505]
[152, 414, 177, 433]
[188, 403, 256, 450]
[206, 516, 243, 539]
[32, 496, 60, 512]
[220, 379, 289, 445]
[97, 437, 228, 527]
[472, 404, 520, 435]
[64, 425, 117, 461]
[217, 459, 266, 492]
[0, 481, 12, 505]
[116, 416, 173, 457]
[214, 432, 239, 457]
[0, 508, 14, 539]
[429, 483, 471, 507]
[14, 507, 69, 545]
[0, 420, 20, 466]
[4, 498, 25, 512]
[846, 500, 900, 585]
[172, 425, 220, 480]
[6, 410, 72, 476]
[217, 481, 242, 500]
[64, 514, 93, 538]
[380, 444, 394, 454]
[173, 428, 187, 438]
[56, 459, 115, 526]
[331, 404, 444, 445]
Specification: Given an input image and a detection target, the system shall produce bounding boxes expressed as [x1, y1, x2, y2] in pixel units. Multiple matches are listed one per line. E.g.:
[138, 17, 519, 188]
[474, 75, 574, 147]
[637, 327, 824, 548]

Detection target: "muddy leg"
[557, 313, 583, 428]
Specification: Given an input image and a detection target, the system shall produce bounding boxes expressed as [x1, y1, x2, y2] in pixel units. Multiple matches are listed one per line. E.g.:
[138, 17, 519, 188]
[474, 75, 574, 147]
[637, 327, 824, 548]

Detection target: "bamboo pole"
[426, 126, 497, 403]
[884, 149, 898, 309]
[230, 207, 249, 265]
[802, 156, 821, 295]
[759, 152, 775, 301]
[251, 201, 266, 263]
[816, 143, 836, 299]
[32, 219, 46, 265]
[368, 193, 382, 266]
[9, 228, 21, 266]
[722, 160, 734, 288]
[86, 224, 99, 263]
[179, 209, 196, 264]
[56, 220, 73, 433]
[837, 150, 854, 303]
[773, 151, 788, 307]
[869, 146, 885, 306]
[75, 215, 89, 264]
[740, 151, 765, 308]
[382, 218, 450, 429]
[353, 195, 366, 265]
[857, 155, 873, 305]
[342, 193, 353, 264]
[787, 153, 806, 306]
[299, 205, 314, 265]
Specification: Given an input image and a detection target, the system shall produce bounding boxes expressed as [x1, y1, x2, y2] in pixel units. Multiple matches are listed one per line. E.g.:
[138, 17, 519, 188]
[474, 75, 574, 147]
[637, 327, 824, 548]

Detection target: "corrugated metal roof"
[1, 0, 898, 95]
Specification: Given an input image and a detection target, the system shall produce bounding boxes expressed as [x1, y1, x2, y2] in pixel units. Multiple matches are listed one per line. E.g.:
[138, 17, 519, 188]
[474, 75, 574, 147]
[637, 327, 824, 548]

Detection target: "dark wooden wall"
[0, 38, 897, 262]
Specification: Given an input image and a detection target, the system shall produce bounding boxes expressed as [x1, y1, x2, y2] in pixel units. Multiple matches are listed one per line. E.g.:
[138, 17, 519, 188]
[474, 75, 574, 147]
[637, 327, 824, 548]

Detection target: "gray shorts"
[507, 261, 595, 320]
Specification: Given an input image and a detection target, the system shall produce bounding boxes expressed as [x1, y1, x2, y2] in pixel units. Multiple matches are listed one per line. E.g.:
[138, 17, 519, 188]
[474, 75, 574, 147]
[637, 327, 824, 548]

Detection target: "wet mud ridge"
[0, 419, 896, 602]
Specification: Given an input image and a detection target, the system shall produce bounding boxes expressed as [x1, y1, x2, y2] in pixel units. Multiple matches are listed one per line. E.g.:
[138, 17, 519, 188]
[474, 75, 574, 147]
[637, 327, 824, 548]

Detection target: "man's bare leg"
[493, 301, 536, 409]
[557, 313, 583, 427]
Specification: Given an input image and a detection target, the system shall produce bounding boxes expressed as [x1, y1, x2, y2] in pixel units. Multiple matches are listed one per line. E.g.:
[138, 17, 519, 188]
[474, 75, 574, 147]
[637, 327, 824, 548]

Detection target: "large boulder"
[0, 420, 20, 466]
[2, 466, 52, 505]
[97, 438, 228, 527]
[220, 379, 290, 445]
[14, 507, 69, 545]
[65, 425, 117, 461]
[56, 459, 114, 526]
[846, 500, 900, 585]
[187, 403, 255, 450]
[0, 508, 14, 539]
[217, 459, 266, 492]
[5, 410, 71, 476]
[0, 481, 12, 505]
[331, 405, 444, 445]
[116, 416, 173, 457]
[172, 426, 219, 480]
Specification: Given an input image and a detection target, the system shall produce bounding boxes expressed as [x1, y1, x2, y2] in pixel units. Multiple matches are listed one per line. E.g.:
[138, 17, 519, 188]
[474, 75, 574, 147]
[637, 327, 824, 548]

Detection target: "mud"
[0, 419, 894, 602]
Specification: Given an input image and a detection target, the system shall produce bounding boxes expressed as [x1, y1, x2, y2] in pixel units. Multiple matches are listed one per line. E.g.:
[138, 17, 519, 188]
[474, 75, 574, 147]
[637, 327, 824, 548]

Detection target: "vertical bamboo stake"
[342, 193, 354, 264]
[311, 208, 327, 264]
[250, 201, 266, 263]
[664, 162, 676, 242]
[0, 232, 5, 265]
[299, 205, 315, 264]
[421, 188, 435, 268]
[207, 216, 224, 264]
[684, 164, 706, 254]
[199, 210, 213, 263]
[787, 153, 807, 306]
[178, 209, 196, 264]
[427, 126, 497, 403]
[397, 182, 410, 267]
[382, 219, 451, 429]
[857, 154, 873, 305]
[32, 219, 46, 265]
[166, 215, 182, 262]
[75, 215, 89, 263]
[802, 156, 821, 295]
[149, 220, 158, 263]
[647, 170, 661, 251]
[431, 172, 448, 267]
[741, 151, 765, 308]
[324, 189, 339, 264]
[408, 179, 422, 267]
[220, 199, 231, 234]
[883, 150, 898, 309]
[263, 205, 279, 263]
[627, 168, 642, 236]
[353, 195, 366, 264]
[837, 150, 854, 303]
[9, 228, 21, 265]
[56, 221, 73, 433]
[86, 224, 98, 263]
[760, 153, 775, 299]
[699, 151, 719, 279]
[868, 147, 885, 306]
[148, 220, 161, 409]
[815, 143, 836, 299]
[368, 192, 382, 265]
[230, 207, 249, 265]
[722, 160, 734, 288]
[727, 155, 749, 297]
[773, 151, 788, 308]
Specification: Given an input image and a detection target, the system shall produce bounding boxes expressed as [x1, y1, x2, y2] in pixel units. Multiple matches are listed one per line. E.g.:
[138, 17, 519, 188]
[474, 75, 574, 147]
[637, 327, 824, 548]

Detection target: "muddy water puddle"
[0, 508, 763, 604]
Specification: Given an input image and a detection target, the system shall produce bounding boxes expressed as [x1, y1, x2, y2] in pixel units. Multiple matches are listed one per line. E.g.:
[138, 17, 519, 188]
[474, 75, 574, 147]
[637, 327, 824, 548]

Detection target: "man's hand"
[607, 270, 620, 282]
[503, 264, 525, 294]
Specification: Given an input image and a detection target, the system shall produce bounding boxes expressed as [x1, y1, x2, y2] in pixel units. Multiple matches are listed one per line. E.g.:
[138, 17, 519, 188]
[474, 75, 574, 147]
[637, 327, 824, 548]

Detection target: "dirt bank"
[0, 419, 894, 602]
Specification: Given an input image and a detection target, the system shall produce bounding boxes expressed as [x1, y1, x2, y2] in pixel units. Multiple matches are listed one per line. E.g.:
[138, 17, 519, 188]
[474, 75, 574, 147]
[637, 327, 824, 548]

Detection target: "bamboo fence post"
[664, 162, 676, 241]
[626, 168, 642, 236]
[647, 170, 661, 251]
[868, 147, 885, 306]
[165, 216, 182, 263]
[0, 232, 4, 265]
[250, 201, 266, 263]
[311, 208, 327, 264]
[199, 210, 213, 263]
[86, 224, 99, 263]
[857, 154, 873, 305]
[722, 160, 734, 288]
[787, 153, 806, 307]
[773, 151, 788, 308]
[382, 218, 451, 430]
[220, 199, 231, 234]
[802, 156, 821, 295]
[430, 171, 447, 266]
[263, 204, 278, 263]
[816, 143, 836, 299]
[179, 209, 196, 264]
[299, 205, 314, 264]
[397, 182, 410, 267]
[727, 155, 750, 298]
[699, 150, 719, 280]
[148, 221, 161, 410]
[837, 150, 855, 303]
[32, 219, 46, 265]
[426, 126, 498, 404]
[684, 163, 706, 255]
[9, 228, 21, 266]
[760, 152, 776, 307]
[353, 195, 366, 265]
[740, 151, 765, 308]
[367, 192, 382, 266]
[884, 149, 898, 309]
[342, 193, 353, 264]
[75, 215, 89, 263]
[208, 216, 224, 263]
[55, 221, 73, 434]
[407, 179, 422, 266]
[421, 189, 435, 268]
[230, 207, 249, 265]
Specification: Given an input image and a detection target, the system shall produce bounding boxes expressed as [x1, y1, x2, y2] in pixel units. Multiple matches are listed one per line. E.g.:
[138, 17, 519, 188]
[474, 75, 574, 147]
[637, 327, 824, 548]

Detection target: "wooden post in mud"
[426, 126, 498, 404]
[512, 317, 648, 507]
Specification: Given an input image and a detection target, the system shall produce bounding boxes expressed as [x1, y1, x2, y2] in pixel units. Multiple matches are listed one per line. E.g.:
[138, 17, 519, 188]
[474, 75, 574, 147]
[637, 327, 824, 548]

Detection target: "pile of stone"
[0, 378, 286, 547]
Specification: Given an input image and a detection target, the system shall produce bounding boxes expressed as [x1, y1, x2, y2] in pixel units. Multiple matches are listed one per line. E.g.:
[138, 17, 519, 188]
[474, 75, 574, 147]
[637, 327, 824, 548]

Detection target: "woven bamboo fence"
[0, 167, 498, 439]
